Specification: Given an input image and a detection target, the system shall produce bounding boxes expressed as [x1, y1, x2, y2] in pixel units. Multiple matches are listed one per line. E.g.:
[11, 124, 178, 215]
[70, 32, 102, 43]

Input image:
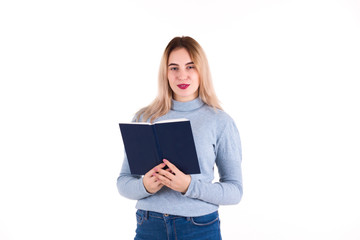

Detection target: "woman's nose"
[177, 69, 187, 80]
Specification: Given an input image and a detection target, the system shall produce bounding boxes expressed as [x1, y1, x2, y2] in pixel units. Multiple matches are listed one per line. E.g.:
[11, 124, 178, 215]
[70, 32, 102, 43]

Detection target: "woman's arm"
[184, 119, 243, 205]
[116, 153, 153, 200]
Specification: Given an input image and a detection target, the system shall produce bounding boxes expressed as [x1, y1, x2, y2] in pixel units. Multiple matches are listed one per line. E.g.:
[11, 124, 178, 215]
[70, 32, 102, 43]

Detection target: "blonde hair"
[136, 36, 222, 122]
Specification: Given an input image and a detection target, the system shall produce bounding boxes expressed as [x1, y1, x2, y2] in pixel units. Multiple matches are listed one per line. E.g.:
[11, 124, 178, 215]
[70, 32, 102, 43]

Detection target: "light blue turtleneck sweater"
[117, 98, 243, 217]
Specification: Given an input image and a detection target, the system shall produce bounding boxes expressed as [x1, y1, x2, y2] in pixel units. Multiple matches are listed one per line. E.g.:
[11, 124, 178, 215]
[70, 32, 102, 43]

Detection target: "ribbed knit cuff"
[183, 176, 196, 198]
[139, 177, 154, 197]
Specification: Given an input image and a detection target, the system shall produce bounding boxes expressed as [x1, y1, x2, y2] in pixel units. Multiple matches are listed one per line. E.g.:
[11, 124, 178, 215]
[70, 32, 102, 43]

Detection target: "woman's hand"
[143, 163, 166, 194]
[154, 159, 191, 194]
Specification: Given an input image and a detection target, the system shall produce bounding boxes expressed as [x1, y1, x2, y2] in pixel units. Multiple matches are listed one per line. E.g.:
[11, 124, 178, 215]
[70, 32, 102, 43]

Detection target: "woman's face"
[167, 48, 200, 102]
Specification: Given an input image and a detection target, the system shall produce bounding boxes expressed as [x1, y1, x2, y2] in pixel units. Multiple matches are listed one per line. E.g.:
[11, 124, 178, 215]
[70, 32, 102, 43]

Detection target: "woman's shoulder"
[200, 105, 236, 132]
[202, 104, 234, 122]
[201, 105, 241, 141]
[132, 108, 151, 123]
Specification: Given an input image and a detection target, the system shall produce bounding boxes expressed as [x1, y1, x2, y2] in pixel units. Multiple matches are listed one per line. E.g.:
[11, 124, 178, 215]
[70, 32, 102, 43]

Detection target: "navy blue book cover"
[119, 119, 200, 175]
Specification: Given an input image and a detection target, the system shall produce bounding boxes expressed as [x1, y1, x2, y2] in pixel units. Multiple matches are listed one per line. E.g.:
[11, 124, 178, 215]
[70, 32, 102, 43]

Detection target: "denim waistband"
[136, 209, 218, 221]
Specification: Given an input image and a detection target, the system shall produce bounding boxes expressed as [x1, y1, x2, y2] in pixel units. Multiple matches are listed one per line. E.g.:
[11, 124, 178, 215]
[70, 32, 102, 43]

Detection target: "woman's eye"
[170, 67, 178, 71]
[187, 66, 195, 69]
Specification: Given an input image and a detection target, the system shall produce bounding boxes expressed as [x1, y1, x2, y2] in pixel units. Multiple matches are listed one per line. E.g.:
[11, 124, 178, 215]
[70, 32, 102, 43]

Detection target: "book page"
[155, 118, 189, 124]
[119, 118, 189, 125]
[118, 122, 152, 125]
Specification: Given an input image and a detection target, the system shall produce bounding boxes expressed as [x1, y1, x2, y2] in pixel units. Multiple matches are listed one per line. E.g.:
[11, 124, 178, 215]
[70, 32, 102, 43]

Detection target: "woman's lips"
[177, 84, 190, 89]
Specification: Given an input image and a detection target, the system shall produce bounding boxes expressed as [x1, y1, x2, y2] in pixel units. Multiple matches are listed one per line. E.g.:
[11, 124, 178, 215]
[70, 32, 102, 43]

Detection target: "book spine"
[151, 125, 163, 161]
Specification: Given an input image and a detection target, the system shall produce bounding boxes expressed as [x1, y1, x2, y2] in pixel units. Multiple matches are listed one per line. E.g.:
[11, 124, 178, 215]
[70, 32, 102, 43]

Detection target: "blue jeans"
[134, 210, 222, 240]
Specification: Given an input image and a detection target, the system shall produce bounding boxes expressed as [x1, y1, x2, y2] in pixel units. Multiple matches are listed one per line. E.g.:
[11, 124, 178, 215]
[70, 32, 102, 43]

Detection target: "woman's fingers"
[156, 168, 175, 180]
[153, 159, 191, 193]
[162, 159, 179, 174]
[154, 172, 172, 187]
[145, 162, 166, 177]
[143, 160, 191, 194]
[143, 162, 166, 194]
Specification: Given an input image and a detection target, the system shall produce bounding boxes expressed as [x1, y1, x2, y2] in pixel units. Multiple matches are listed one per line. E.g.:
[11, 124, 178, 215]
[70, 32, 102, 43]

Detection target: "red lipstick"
[177, 84, 190, 89]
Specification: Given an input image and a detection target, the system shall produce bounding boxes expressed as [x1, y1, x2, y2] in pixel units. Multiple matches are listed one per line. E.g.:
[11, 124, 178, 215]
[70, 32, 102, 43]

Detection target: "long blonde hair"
[136, 36, 222, 122]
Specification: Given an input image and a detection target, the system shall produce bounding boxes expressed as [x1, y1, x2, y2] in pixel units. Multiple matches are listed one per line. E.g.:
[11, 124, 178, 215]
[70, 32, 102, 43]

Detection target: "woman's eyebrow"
[168, 62, 194, 67]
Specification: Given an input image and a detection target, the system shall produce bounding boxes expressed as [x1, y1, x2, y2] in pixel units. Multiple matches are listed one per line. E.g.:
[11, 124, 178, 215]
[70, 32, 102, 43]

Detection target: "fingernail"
[154, 168, 158, 171]
[163, 159, 167, 162]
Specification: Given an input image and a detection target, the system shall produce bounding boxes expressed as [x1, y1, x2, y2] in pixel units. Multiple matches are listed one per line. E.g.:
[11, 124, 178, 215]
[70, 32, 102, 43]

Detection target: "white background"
[1, 0, 360, 239]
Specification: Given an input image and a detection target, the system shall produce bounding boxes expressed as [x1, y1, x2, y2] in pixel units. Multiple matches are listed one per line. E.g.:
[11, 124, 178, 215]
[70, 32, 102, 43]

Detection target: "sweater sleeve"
[184, 118, 243, 205]
[116, 152, 153, 200]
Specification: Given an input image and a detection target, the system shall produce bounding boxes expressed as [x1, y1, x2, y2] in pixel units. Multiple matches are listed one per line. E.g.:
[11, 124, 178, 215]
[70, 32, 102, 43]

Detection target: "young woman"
[117, 36, 243, 240]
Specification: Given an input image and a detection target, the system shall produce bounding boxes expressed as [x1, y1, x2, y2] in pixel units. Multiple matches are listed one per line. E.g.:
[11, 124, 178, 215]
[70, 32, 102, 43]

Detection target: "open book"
[119, 118, 200, 175]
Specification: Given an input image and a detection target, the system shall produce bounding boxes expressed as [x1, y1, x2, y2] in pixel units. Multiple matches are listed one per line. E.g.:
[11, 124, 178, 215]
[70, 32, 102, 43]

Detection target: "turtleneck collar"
[171, 97, 205, 112]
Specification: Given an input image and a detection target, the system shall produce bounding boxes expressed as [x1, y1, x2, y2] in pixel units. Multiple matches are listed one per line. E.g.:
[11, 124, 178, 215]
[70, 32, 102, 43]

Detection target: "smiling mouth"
[177, 84, 190, 89]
